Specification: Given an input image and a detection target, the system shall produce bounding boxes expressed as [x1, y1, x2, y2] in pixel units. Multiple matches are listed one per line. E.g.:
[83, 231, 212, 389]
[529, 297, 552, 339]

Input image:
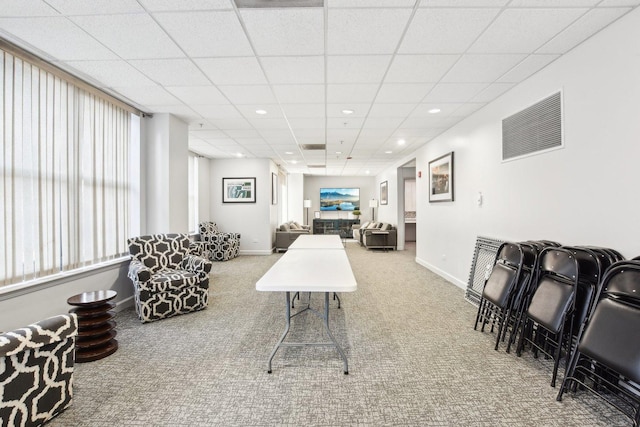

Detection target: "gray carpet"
[50, 242, 629, 426]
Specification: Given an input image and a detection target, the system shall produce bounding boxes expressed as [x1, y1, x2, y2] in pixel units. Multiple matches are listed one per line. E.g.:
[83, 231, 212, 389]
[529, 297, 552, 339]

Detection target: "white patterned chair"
[0, 313, 78, 427]
[127, 233, 213, 323]
[197, 222, 241, 261]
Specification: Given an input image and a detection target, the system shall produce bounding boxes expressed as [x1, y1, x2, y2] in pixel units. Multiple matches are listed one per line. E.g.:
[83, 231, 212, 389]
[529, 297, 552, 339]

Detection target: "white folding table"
[288, 234, 344, 250]
[256, 248, 357, 374]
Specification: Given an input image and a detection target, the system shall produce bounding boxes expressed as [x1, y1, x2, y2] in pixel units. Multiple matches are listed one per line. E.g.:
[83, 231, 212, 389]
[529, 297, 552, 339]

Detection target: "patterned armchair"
[127, 233, 212, 323]
[0, 313, 78, 426]
[197, 222, 241, 261]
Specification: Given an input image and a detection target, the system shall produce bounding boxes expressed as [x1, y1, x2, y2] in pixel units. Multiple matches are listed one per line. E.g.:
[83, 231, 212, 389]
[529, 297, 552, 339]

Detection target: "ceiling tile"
[113, 85, 180, 106]
[240, 8, 323, 56]
[192, 105, 243, 119]
[327, 117, 365, 128]
[450, 102, 487, 116]
[368, 104, 418, 118]
[328, 8, 413, 54]
[189, 130, 228, 139]
[272, 84, 325, 104]
[281, 104, 325, 118]
[0, 17, 118, 60]
[45, 0, 145, 14]
[423, 83, 488, 103]
[421, 0, 509, 5]
[411, 103, 466, 117]
[206, 118, 253, 130]
[0, 1, 59, 16]
[195, 57, 267, 85]
[165, 86, 229, 105]
[64, 60, 157, 88]
[497, 54, 559, 82]
[471, 82, 515, 102]
[442, 54, 527, 82]
[468, 8, 589, 54]
[376, 83, 435, 103]
[509, 0, 599, 6]
[144, 104, 201, 121]
[327, 84, 379, 103]
[362, 116, 405, 130]
[327, 55, 392, 84]
[236, 104, 284, 119]
[597, 0, 640, 5]
[399, 8, 500, 54]
[153, 11, 253, 57]
[218, 85, 278, 104]
[536, 7, 630, 54]
[261, 56, 324, 84]
[71, 14, 184, 59]
[385, 54, 460, 82]
[130, 59, 210, 86]
[138, 0, 232, 11]
[327, 0, 415, 6]
[289, 117, 326, 129]
[249, 118, 291, 130]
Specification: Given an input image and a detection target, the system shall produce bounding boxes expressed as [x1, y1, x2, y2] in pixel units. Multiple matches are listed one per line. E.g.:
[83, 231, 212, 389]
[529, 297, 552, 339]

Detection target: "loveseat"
[275, 221, 310, 252]
[354, 222, 397, 250]
[0, 313, 78, 426]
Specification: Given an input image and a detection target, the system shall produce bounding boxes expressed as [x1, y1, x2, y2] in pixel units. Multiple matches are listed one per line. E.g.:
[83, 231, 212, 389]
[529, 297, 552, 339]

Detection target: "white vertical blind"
[1, 49, 133, 287]
[188, 153, 199, 234]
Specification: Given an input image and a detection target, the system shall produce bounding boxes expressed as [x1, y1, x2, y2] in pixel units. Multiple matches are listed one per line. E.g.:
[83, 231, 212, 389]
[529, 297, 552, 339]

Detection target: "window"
[1, 48, 138, 288]
[188, 153, 199, 234]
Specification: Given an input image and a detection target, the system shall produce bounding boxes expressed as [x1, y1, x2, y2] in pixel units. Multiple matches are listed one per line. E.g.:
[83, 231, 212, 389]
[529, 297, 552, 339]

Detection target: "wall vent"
[307, 164, 325, 168]
[502, 91, 562, 161]
[300, 144, 326, 150]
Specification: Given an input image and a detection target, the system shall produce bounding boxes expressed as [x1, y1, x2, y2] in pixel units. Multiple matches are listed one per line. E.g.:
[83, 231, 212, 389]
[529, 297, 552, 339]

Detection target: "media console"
[313, 219, 360, 237]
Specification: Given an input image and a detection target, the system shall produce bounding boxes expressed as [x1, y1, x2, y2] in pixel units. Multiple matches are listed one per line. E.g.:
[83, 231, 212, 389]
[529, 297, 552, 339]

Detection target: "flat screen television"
[320, 188, 360, 211]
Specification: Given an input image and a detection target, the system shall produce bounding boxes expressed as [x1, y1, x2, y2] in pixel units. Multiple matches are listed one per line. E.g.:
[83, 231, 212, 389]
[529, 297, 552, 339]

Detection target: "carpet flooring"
[49, 241, 630, 426]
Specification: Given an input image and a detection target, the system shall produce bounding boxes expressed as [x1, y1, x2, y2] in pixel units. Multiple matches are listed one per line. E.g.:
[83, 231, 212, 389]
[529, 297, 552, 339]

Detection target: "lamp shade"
[303, 199, 312, 208]
[369, 199, 378, 208]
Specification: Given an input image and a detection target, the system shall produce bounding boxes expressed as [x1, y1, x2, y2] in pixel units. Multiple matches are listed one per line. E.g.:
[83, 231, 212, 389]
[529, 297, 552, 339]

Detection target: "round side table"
[67, 290, 118, 363]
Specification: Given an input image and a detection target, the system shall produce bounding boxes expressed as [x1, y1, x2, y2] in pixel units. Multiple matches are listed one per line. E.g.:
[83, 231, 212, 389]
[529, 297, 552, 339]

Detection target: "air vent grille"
[300, 144, 326, 150]
[307, 165, 325, 168]
[502, 91, 562, 161]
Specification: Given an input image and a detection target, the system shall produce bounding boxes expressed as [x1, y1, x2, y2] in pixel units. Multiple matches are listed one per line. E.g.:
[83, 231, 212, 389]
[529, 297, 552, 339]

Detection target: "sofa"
[0, 313, 78, 426]
[354, 222, 397, 250]
[275, 221, 310, 252]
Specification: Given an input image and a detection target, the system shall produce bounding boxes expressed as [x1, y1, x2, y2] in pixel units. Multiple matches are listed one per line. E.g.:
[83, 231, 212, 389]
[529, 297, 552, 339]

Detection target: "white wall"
[387, 7, 640, 289]
[304, 176, 376, 222]
[287, 173, 305, 225]
[208, 158, 275, 255]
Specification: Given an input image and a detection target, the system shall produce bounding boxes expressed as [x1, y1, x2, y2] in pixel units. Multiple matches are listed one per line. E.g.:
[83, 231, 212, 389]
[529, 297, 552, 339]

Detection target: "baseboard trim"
[415, 257, 467, 290]
[239, 250, 273, 256]
[115, 295, 135, 312]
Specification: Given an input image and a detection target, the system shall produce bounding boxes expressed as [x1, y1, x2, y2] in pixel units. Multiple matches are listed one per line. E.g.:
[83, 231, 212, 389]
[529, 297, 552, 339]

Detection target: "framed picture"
[223, 177, 256, 203]
[428, 152, 454, 203]
[271, 173, 278, 205]
[380, 181, 388, 205]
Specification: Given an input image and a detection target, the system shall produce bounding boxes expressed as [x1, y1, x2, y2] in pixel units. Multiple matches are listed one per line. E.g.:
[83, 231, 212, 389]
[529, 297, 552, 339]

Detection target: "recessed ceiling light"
[385, 151, 392, 154]
[342, 109, 354, 115]
[236, 153, 243, 157]
[291, 160, 297, 164]
[255, 109, 267, 115]
[398, 139, 406, 145]
[336, 151, 342, 154]
[365, 170, 370, 174]
[285, 151, 293, 155]
[428, 108, 441, 114]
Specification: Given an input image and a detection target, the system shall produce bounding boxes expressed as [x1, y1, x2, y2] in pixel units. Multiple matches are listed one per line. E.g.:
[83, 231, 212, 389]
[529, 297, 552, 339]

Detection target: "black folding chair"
[557, 260, 640, 427]
[474, 242, 527, 351]
[516, 247, 579, 387]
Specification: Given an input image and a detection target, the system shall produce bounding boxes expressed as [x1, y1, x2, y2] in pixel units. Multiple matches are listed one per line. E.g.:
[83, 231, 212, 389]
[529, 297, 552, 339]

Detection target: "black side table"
[67, 290, 118, 363]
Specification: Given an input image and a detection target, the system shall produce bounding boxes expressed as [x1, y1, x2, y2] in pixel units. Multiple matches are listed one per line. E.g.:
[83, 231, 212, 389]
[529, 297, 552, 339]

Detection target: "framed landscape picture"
[223, 177, 256, 203]
[428, 152, 454, 203]
[380, 181, 388, 205]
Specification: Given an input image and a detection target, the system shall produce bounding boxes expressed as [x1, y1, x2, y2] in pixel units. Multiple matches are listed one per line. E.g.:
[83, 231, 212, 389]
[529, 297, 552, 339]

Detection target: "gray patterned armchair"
[196, 221, 241, 261]
[0, 313, 78, 426]
[127, 233, 213, 323]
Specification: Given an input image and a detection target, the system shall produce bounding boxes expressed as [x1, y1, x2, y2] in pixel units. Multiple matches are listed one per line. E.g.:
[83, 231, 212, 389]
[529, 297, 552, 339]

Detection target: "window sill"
[0, 256, 131, 301]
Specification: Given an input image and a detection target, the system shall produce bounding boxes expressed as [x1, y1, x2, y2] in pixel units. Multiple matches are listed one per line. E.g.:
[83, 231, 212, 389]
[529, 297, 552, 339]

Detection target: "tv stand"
[313, 219, 360, 237]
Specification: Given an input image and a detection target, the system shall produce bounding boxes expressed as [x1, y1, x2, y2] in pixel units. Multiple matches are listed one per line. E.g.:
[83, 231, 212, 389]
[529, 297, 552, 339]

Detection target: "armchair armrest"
[0, 313, 78, 357]
[128, 258, 151, 283]
[182, 254, 213, 278]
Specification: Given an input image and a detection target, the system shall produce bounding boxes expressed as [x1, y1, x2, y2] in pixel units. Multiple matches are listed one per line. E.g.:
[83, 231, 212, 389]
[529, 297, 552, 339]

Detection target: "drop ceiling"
[0, 0, 637, 176]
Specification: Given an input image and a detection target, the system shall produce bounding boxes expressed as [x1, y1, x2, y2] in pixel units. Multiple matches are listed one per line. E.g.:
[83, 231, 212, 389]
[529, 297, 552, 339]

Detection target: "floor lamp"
[303, 199, 311, 226]
[369, 199, 378, 222]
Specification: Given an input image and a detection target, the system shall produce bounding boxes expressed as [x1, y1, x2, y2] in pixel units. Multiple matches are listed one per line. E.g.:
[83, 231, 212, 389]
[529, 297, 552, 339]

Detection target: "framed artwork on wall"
[223, 177, 256, 203]
[380, 181, 388, 205]
[428, 152, 454, 203]
[271, 173, 278, 205]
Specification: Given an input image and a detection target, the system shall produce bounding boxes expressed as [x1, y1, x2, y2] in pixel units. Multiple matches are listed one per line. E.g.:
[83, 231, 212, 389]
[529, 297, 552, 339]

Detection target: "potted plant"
[352, 209, 361, 219]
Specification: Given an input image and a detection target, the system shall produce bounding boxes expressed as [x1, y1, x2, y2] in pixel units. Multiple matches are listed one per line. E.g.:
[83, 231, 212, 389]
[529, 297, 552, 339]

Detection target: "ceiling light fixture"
[342, 109, 354, 115]
[336, 151, 342, 154]
[385, 151, 392, 154]
[398, 139, 406, 145]
[236, 153, 243, 157]
[291, 160, 297, 164]
[428, 108, 441, 114]
[255, 109, 267, 115]
[285, 151, 293, 155]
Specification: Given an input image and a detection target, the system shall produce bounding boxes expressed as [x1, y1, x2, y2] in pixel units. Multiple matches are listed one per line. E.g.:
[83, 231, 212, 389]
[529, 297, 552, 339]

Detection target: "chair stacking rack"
[516, 247, 580, 387]
[474, 242, 528, 351]
[557, 260, 640, 427]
